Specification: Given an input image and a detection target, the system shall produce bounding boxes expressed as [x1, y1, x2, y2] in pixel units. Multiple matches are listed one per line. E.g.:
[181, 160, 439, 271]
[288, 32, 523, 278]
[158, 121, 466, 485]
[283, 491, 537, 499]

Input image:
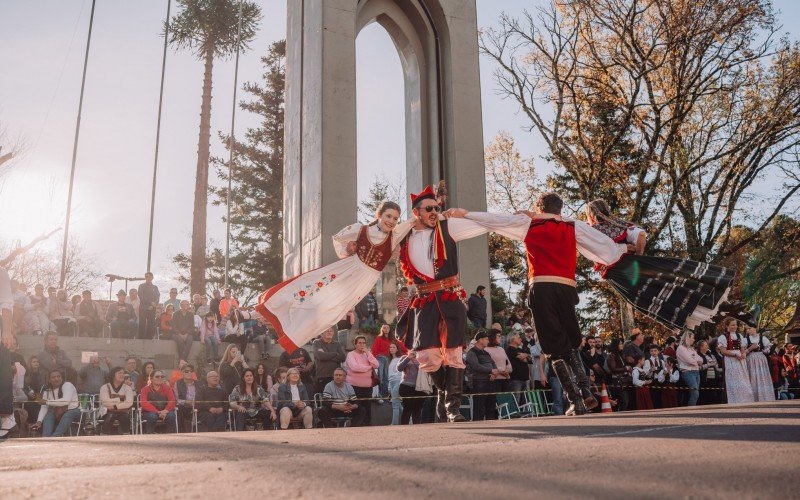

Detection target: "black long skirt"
[605, 254, 734, 331]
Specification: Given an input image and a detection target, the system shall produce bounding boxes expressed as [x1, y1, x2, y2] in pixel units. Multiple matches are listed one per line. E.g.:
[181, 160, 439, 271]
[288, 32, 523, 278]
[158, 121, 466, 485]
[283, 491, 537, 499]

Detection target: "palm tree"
[166, 0, 260, 295]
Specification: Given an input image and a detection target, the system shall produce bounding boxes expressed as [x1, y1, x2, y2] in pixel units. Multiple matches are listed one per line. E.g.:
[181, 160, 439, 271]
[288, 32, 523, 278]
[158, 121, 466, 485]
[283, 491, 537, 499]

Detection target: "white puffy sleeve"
[669, 369, 680, 383]
[390, 219, 416, 250]
[571, 219, 628, 266]
[332, 223, 364, 259]
[626, 226, 647, 245]
[762, 336, 772, 352]
[464, 212, 530, 242]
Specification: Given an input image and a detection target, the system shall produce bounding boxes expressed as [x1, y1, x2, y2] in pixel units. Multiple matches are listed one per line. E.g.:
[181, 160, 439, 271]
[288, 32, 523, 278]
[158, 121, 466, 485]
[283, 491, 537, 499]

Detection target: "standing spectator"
[662, 337, 678, 359]
[139, 370, 177, 433]
[99, 367, 134, 435]
[396, 287, 411, 317]
[209, 290, 222, 323]
[606, 339, 631, 411]
[75, 290, 104, 337]
[319, 367, 365, 427]
[0, 266, 17, 439]
[278, 344, 315, 388]
[218, 288, 239, 321]
[223, 308, 249, 356]
[371, 324, 399, 398]
[466, 285, 488, 328]
[106, 290, 137, 339]
[466, 330, 498, 421]
[397, 351, 426, 425]
[199, 311, 220, 364]
[717, 317, 755, 404]
[191, 294, 209, 317]
[11, 280, 29, 332]
[311, 327, 346, 395]
[387, 343, 403, 425]
[743, 326, 776, 402]
[173, 364, 198, 432]
[123, 357, 139, 387]
[137, 272, 160, 339]
[78, 355, 110, 395]
[196, 371, 229, 432]
[229, 368, 275, 430]
[35, 332, 73, 377]
[660, 357, 680, 408]
[631, 355, 654, 410]
[485, 330, 511, 397]
[676, 331, 703, 406]
[163, 288, 181, 313]
[277, 368, 313, 429]
[583, 336, 606, 379]
[172, 300, 195, 363]
[697, 340, 722, 405]
[623, 329, 645, 360]
[48, 289, 77, 336]
[505, 331, 532, 404]
[136, 361, 156, 393]
[643, 344, 666, 409]
[24, 284, 52, 335]
[31, 369, 80, 437]
[159, 304, 174, 339]
[355, 290, 378, 329]
[219, 345, 249, 394]
[126, 288, 141, 324]
[345, 335, 379, 425]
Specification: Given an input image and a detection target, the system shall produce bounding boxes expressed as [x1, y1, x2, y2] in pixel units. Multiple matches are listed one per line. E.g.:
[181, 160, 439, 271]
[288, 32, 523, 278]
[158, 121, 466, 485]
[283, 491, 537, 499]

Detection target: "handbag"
[415, 370, 433, 395]
[370, 370, 380, 388]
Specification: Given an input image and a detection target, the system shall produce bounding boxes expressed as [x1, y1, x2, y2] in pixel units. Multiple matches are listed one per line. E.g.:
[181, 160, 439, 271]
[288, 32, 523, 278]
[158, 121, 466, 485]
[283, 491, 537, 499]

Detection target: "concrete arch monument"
[283, 0, 490, 312]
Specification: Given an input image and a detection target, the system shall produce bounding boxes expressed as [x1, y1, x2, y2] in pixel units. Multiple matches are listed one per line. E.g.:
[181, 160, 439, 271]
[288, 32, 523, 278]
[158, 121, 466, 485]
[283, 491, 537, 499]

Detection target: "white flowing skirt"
[746, 353, 776, 402]
[723, 356, 755, 404]
[256, 255, 381, 351]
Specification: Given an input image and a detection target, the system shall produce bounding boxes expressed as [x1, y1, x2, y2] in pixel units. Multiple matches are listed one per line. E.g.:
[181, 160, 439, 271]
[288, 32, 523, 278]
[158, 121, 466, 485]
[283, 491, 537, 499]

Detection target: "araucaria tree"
[166, 0, 261, 296]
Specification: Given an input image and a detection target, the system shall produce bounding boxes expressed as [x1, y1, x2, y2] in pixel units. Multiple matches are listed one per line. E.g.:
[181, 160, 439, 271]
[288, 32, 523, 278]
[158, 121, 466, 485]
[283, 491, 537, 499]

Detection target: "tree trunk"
[190, 47, 214, 296]
[619, 296, 635, 335]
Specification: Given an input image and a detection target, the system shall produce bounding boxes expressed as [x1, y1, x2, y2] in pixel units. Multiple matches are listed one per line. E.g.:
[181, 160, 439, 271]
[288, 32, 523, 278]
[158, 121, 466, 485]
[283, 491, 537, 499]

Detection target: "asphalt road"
[2, 401, 798, 499]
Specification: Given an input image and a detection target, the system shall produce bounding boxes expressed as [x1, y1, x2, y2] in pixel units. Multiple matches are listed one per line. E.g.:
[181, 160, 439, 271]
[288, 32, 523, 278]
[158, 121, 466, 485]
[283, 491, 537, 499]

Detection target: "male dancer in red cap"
[395, 185, 493, 422]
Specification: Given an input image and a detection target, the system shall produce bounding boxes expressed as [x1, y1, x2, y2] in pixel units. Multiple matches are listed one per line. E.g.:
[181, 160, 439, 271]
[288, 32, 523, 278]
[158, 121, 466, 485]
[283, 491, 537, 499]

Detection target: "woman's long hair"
[136, 361, 156, 392]
[218, 344, 239, 372]
[367, 200, 402, 227]
[586, 199, 635, 231]
[256, 362, 271, 390]
[239, 368, 258, 395]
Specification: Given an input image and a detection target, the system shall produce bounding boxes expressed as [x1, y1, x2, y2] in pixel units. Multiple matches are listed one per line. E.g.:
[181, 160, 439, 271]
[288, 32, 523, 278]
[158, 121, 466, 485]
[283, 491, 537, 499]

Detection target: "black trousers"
[471, 379, 496, 421]
[353, 386, 373, 425]
[318, 406, 366, 427]
[103, 410, 131, 435]
[398, 384, 425, 424]
[138, 307, 157, 339]
[528, 282, 581, 357]
[0, 344, 12, 415]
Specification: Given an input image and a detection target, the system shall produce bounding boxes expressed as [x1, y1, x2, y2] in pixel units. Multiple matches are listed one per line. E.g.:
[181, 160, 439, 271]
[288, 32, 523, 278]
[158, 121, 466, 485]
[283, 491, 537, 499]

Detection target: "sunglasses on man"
[419, 205, 441, 213]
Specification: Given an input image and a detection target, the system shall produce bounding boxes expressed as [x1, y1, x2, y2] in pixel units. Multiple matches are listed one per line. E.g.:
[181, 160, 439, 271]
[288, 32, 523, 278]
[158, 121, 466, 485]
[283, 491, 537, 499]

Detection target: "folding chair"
[71, 393, 98, 436]
[495, 392, 533, 419]
[460, 395, 473, 421]
[524, 390, 551, 417]
[313, 393, 351, 428]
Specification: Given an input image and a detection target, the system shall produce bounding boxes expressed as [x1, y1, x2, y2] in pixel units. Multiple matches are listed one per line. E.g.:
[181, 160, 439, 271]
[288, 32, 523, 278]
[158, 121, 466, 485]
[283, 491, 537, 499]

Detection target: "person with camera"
[99, 366, 134, 434]
[219, 344, 249, 395]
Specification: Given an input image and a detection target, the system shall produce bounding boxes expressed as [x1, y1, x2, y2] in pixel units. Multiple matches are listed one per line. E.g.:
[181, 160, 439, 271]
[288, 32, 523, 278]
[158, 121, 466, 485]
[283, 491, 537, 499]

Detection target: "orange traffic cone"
[600, 383, 613, 413]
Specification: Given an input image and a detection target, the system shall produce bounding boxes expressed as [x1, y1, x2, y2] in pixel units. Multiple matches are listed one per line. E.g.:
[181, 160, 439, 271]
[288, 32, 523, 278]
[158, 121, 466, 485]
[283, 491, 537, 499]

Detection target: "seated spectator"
[164, 287, 181, 312]
[251, 321, 271, 361]
[139, 370, 177, 433]
[123, 357, 139, 388]
[199, 311, 220, 364]
[79, 355, 110, 395]
[345, 335, 379, 425]
[136, 361, 156, 393]
[170, 359, 197, 386]
[277, 368, 313, 429]
[255, 362, 273, 393]
[75, 290, 104, 337]
[229, 368, 276, 431]
[99, 367, 134, 435]
[31, 369, 80, 437]
[397, 351, 426, 425]
[24, 284, 53, 335]
[219, 344, 249, 394]
[106, 290, 137, 339]
[173, 363, 198, 432]
[223, 308, 249, 356]
[172, 300, 195, 363]
[48, 289, 77, 336]
[319, 367, 365, 428]
[23, 355, 46, 427]
[159, 304, 175, 339]
[35, 332, 73, 376]
[270, 367, 288, 408]
[196, 371, 229, 432]
[126, 288, 141, 325]
[219, 288, 239, 320]
[192, 293, 209, 318]
[279, 343, 315, 387]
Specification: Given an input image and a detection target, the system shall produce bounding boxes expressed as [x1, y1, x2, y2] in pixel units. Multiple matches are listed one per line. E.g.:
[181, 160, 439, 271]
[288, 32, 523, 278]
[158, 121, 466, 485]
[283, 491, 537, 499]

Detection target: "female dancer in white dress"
[256, 202, 414, 352]
[716, 317, 755, 404]
[743, 325, 776, 402]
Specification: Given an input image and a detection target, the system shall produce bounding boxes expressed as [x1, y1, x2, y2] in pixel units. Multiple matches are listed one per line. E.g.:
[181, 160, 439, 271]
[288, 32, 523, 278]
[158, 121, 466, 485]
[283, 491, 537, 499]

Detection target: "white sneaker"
[0, 415, 17, 439]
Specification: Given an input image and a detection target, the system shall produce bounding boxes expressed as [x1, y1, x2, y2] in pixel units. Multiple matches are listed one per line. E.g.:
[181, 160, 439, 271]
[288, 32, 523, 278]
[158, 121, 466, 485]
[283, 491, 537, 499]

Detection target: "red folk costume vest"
[355, 225, 394, 271]
[524, 218, 578, 287]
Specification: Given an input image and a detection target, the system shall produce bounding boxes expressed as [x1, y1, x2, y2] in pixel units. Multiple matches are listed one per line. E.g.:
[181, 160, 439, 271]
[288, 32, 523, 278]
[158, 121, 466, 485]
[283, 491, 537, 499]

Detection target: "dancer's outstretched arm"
[446, 209, 530, 242]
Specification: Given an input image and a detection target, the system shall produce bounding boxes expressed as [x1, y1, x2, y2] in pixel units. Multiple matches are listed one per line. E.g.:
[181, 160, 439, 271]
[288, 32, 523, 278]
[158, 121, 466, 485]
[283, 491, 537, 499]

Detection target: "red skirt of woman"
[635, 387, 654, 410]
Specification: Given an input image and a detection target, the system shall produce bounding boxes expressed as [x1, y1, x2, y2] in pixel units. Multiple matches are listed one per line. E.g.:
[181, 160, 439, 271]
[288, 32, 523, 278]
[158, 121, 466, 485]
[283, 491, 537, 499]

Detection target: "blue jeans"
[548, 375, 564, 415]
[204, 337, 219, 360]
[682, 370, 700, 406]
[389, 379, 402, 425]
[377, 355, 389, 398]
[43, 407, 81, 437]
[142, 410, 177, 434]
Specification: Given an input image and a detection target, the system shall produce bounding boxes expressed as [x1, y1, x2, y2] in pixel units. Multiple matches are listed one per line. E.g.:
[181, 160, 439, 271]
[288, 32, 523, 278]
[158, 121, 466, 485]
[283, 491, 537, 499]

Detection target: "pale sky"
[0, 0, 797, 298]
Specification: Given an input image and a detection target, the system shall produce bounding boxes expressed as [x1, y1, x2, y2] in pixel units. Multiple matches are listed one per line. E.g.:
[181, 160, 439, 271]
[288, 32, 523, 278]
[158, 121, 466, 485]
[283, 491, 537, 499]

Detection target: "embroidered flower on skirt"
[293, 274, 338, 303]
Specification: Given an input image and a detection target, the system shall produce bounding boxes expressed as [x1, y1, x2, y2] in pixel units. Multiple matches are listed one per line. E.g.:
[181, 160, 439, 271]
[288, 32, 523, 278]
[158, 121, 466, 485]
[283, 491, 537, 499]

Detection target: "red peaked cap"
[410, 185, 436, 207]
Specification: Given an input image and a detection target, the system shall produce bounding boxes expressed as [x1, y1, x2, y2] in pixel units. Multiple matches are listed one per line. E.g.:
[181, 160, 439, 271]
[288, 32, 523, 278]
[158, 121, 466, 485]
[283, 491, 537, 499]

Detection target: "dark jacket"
[276, 382, 311, 410]
[311, 338, 346, 380]
[137, 282, 160, 308]
[505, 345, 532, 382]
[466, 347, 496, 382]
[219, 361, 244, 394]
[467, 293, 487, 327]
[105, 301, 136, 323]
[172, 310, 195, 336]
[196, 384, 229, 412]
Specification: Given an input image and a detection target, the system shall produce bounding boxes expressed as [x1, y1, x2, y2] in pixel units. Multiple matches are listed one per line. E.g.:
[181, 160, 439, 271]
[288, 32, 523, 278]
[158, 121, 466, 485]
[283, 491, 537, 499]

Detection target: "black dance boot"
[552, 358, 586, 416]
[429, 367, 447, 422]
[567, 349, 599, 411]
[444, 367, 467, 422]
